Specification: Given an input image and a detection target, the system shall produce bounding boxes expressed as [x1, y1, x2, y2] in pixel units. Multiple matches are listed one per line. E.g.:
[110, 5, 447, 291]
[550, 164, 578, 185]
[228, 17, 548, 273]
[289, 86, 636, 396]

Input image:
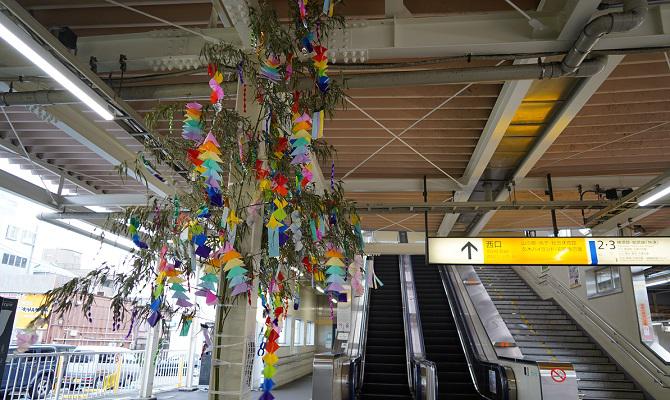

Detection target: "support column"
[137, 323, 162, 400]
[209, 78, 263, 400]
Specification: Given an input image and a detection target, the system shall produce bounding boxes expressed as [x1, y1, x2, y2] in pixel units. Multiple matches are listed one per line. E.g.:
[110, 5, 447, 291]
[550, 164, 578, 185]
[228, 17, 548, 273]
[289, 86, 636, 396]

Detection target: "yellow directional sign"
[428, 237, 670, 266]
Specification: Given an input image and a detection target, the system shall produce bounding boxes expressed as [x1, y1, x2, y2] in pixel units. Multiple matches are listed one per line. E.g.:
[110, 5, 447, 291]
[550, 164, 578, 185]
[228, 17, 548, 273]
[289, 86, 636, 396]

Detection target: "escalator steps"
[360, 255, 412, 400]
[412, 255, 482, 399]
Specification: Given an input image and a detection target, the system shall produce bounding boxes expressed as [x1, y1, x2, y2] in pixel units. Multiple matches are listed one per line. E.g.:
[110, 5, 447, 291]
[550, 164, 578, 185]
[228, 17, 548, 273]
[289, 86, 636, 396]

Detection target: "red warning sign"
[550, 368, 567, 383]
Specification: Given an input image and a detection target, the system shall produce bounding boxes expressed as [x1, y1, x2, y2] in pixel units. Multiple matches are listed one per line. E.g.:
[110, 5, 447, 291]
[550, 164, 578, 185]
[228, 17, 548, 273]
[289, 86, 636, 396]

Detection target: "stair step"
[578, 389, 645, 399]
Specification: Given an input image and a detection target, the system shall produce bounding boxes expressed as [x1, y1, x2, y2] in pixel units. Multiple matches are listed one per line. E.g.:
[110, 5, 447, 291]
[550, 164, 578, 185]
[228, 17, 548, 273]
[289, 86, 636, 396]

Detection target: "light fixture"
[638, 184, 670, 207]
[0, 12, 114, 121]
[646, 276, 670, 288]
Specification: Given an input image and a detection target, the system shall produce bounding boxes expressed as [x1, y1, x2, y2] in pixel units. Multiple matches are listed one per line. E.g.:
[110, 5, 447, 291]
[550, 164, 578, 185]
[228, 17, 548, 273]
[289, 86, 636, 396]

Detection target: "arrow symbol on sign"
[461, 241, 478, 260]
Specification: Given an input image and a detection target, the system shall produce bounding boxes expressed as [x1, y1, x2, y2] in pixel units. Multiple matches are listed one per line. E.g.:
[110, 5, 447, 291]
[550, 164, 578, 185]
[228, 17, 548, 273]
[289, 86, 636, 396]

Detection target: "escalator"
[412, 255, 481, 399]
[474, 265, 645, 400]
[360, 255, 412, 400]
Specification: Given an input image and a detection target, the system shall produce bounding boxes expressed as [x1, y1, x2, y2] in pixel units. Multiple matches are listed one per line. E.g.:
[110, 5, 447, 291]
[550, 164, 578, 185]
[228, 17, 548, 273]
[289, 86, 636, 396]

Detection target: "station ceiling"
[0, 0, 669, 238]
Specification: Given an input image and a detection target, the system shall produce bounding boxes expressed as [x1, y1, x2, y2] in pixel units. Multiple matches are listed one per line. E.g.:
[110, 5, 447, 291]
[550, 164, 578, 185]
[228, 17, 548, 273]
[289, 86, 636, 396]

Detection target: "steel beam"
[468, 54, 624, 237]
[437, 60, 534, 236]
[41, 200, 659, 219]
[45, 105, 175, 197]
[0, 131, 104, 195]
[8, 3, 661, 75]
[341, 175, 657, 194]
[0, 169, 61, 208]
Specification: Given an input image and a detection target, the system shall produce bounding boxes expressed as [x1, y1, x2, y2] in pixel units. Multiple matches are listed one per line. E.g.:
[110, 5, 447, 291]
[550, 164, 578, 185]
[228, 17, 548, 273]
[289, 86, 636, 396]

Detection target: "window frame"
[293, 319, 304, 347]
[305, 321, 315, 346]
[5, 225, 18, 241]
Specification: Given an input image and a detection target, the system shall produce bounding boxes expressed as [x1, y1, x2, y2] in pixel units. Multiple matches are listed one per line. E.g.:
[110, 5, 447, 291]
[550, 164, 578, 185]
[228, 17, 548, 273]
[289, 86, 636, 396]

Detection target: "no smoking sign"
[550, 368, 567, 383]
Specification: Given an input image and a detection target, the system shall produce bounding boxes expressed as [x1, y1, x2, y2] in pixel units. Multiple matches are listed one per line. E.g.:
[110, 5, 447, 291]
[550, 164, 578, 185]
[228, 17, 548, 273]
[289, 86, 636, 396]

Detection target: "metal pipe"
[36, 214, 133, 252]
[0, 58, 607, 106]
[561, 0, 648, 73]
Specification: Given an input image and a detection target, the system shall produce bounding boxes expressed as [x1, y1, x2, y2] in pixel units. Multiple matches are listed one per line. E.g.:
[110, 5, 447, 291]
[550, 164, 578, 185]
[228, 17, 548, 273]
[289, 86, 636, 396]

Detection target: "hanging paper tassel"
[222, 242, 250, 296]
[261, 55, 281, 82]
[129, 217, 148, 249]
[352, 214, 364, 249]
[198, 132, 224, 207]
[349, 255, 365, 297]
[182, 102, 204, 142]
[323, 0, 334, 16]
[289, 210, 303, 252]
[266, 214, 282, 258]
[298, 0, 307, 27]
[208, 66, 224, 105]
[312, 45, 330, 93]
[311, 110, 323, 140]
[324, 248, 346, 295]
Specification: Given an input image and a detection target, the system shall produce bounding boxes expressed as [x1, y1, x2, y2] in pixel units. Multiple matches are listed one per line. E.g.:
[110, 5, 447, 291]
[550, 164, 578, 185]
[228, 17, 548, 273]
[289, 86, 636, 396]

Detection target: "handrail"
[399, 255, 437, 400]
[344, 255, 372, 399]
[439, 265, 512, 400]
[530, 269, 670, 387]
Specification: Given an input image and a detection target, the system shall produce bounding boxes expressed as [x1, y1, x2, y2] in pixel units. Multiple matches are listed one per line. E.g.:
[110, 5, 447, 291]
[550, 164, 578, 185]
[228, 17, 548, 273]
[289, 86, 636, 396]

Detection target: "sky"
[0, 157, 133, 274]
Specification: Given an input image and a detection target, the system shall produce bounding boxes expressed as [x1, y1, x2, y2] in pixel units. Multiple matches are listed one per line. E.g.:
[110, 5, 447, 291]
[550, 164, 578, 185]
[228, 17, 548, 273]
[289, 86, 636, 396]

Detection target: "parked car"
[1, 344, 74, 399]
[62, 346, 141, 391]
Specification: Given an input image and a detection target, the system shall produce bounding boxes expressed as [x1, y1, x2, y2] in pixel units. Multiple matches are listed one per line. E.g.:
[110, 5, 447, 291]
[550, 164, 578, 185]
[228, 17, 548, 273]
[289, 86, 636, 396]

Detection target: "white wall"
[515, 265, 670, 399]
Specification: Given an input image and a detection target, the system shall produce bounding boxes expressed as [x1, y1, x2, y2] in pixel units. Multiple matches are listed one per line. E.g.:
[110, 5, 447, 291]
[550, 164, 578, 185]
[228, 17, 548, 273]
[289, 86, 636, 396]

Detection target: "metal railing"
[1, 349, 199, 400]
[533, 269, 670, 388]
[399, 255, 436, 400]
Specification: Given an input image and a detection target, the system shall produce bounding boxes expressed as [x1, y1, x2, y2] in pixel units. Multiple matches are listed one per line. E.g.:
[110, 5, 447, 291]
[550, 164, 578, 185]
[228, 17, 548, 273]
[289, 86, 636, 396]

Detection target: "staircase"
[360, 255, 412, 399]
[474, 265, 645, 400]
[412, 255, 481, 399]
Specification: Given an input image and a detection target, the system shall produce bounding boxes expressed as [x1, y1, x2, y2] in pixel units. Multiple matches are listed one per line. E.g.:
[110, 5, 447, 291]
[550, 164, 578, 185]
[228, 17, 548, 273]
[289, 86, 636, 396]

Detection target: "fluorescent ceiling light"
[638, 184, 670, 207]
[646, 277, 670, 288]
[0, 13, 114, 121]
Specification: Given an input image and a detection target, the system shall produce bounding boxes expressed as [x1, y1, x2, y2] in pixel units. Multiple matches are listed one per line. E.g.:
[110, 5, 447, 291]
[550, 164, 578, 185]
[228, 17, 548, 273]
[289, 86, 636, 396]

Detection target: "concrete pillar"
[209, 78, 263, 400]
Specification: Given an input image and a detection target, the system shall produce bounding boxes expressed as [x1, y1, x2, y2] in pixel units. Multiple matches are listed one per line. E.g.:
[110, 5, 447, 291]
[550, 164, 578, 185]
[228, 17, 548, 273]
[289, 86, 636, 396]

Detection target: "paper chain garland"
[313, 45, 329, 93]
[182, 102, 204, 142]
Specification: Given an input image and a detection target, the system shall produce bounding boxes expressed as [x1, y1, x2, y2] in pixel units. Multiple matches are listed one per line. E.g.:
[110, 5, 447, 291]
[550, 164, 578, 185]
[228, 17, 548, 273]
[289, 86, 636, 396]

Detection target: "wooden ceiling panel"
[357, 212, 444, 233]
[637, 209, 670, 234]
[531, 52, 670, 178]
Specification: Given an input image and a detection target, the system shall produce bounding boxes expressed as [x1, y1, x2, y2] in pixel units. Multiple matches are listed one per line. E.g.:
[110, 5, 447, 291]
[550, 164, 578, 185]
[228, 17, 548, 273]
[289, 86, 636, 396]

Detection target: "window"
[21, 230, 35, 245]
[8, 255, 15, 266]
[305, 321, 315, 346]
[586, 266, 622, 298]
[21, 258, 27, 268]
[5, 225, 18, 241]
[278, 317, 291, 345]
[1, 253, 8, 265]
[293, 319, 304, 346]
[13, 256, 22, 267]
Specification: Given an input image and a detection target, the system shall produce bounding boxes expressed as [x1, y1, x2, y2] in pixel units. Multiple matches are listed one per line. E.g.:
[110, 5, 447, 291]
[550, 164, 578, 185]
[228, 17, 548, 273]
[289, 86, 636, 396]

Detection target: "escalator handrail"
[438, 265, 511, 400]
[535, 269, 670, 386]
[348, 256, 373, 397]
[400, 255, 437, 399]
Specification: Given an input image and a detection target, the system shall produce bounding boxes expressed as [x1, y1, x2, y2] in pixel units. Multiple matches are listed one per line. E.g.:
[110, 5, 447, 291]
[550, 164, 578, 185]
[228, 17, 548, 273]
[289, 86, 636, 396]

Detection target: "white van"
[62, 346, 142, 391]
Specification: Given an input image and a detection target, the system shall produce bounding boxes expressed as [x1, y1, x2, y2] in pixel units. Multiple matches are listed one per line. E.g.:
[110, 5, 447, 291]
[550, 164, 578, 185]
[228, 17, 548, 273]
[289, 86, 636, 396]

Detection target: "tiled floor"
[154, 374, 313, 400]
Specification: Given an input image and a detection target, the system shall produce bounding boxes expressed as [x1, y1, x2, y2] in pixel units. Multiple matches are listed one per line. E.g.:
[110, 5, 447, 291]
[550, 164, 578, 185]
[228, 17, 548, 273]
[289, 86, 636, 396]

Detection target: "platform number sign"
[429, 237, 670, 266]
